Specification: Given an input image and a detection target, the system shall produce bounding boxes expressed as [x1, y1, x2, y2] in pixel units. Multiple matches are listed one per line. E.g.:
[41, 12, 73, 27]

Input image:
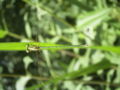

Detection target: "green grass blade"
[0, 42, 120, 54]
[26, 60, 112, 90]
[89, 46, 120, 54]
[0, 42, 60, 51]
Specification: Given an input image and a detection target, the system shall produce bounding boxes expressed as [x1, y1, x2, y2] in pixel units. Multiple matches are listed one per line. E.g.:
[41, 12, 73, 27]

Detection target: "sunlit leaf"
[16, 75, 31, 90]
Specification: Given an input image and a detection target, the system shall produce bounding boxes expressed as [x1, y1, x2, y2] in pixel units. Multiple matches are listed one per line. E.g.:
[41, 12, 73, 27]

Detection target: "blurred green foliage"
[0, 0, 120, 90]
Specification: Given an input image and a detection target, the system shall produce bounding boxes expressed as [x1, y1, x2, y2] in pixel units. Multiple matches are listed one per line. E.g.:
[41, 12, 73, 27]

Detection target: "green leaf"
[26, 60, 112, 90]
[0, 42, 120, 54]
[23, 56, 33, 70]
[0, 42, 61, 51]
[0, 30, 8, 38]
[76, 8, 111, 30]
[24, 13, 32, 38]
[16, 75, 31, 90]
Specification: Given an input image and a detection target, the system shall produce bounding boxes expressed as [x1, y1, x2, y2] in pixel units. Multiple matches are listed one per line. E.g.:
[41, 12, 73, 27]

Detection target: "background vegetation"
[0, 0, 120, 90]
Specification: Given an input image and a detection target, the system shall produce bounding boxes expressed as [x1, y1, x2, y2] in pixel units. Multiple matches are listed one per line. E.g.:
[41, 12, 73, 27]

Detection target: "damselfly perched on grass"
[26, 43, 88, 53]
[1, 42, 120, 54]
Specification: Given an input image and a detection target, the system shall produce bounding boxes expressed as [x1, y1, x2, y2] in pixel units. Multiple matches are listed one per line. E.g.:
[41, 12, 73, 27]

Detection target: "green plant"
[0, 0, 120, 90]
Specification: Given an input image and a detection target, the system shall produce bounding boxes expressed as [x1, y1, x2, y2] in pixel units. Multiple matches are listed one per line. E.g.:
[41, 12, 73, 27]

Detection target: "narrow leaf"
[26, 60, 112, 90]
[0, 30, 8, 38]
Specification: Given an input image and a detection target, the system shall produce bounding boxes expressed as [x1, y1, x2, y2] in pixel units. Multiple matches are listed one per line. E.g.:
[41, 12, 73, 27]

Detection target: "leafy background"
[0, 0, 120, 90]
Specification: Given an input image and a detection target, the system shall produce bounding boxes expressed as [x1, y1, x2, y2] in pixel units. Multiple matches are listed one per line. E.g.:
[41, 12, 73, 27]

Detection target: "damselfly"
[26, 44, 88, 53]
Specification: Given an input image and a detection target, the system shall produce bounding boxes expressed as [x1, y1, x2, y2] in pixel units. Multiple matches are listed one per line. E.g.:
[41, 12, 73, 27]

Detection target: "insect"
[26, 44, 88, 53]
[26, 44, 40, 53]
